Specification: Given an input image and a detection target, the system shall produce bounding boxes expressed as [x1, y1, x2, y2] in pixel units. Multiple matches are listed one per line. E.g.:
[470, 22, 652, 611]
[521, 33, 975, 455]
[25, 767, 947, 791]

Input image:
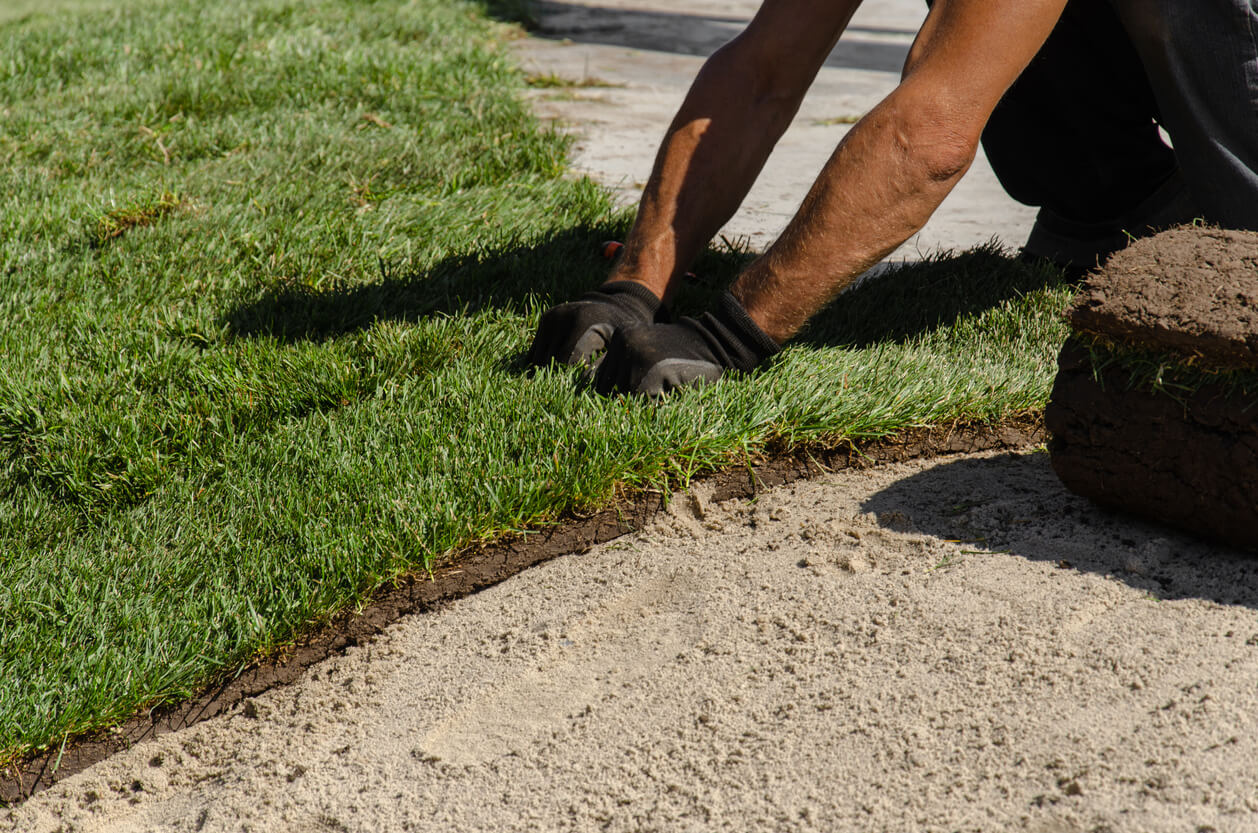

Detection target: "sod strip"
[0, 0, 1073, 768]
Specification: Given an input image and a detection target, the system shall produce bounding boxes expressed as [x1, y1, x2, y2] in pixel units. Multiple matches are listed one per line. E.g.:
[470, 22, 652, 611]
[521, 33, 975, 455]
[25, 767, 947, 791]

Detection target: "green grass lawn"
[0, 0, 1073, 768]
[0, 0, 112, 25]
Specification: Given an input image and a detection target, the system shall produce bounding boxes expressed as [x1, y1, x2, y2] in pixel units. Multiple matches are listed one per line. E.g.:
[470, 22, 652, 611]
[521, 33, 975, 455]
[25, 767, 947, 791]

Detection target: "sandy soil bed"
[8, 449, 1258, 832]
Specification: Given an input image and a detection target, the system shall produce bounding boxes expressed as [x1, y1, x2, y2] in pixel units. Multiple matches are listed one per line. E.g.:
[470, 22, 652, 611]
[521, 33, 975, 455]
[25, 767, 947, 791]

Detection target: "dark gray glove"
[593, 291, 780, 396]
[526, 281, 663, 367]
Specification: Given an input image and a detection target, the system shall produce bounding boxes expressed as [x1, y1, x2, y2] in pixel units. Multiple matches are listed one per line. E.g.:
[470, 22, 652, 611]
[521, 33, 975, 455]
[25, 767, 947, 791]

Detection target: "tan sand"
[7, 449, 1258, 832]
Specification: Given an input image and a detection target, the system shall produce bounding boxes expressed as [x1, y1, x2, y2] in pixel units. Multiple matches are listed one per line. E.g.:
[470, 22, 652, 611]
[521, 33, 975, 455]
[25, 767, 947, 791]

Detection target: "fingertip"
[523, 336, 552, 369]
[591, 360, 617, 397]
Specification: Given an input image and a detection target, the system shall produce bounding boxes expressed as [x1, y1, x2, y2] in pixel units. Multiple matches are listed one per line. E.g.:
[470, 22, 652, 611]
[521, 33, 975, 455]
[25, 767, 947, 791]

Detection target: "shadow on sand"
[861, 451, 1258, 610]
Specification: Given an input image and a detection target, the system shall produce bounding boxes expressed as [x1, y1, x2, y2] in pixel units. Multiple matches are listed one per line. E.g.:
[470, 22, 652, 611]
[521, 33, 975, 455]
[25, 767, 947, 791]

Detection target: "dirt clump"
[1067, 226, 1258, 368]
[1046, 226, 1258, 551]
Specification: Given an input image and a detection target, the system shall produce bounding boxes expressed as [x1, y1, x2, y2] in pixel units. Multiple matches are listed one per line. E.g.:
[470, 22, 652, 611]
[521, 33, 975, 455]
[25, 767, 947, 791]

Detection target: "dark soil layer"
[1068, 226, 1258, 369]
[1046, 338, 1258, 551]
[0, 417, 1044, 805]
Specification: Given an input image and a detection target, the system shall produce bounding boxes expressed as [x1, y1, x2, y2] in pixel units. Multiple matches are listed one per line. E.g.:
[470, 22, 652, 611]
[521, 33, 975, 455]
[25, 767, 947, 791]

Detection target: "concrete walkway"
[510, 0, 1037, 256]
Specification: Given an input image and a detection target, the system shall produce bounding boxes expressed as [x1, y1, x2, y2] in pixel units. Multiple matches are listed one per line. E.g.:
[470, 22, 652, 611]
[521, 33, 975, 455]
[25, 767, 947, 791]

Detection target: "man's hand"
[593, 292, 780, 396]
[525, 281, 663, 367]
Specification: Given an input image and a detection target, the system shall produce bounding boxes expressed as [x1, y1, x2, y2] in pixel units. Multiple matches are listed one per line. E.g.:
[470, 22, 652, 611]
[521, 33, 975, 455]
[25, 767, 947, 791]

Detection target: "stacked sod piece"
[1046, 226, 1258, 551]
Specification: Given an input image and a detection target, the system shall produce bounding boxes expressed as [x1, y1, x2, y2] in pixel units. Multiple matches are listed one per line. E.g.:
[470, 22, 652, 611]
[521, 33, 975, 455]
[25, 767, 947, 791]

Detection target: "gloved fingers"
[591, 326, 634, 395]
[635, 357, 723, 397]
[527, 282, 662, 369]
[526, 303, 604, 368]
[567, 321, 616, 365]
[592, 324, 724, 397]
[524, 303, 570, 367]
[554, 292, 776, 395]
[576, 351, 605, 389]
[524, 326, 558, 368]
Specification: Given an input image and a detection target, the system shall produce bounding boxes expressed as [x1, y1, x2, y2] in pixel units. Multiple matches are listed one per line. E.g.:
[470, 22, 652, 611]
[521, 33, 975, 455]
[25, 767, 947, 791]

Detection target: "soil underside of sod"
[1, 414, 1045, 804]
[1047, 341, 1258, 552]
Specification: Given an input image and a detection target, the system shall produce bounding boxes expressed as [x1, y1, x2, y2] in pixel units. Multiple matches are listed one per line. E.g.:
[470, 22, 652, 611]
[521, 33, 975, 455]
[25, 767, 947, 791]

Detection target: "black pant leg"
[979, 0, 1178, 225]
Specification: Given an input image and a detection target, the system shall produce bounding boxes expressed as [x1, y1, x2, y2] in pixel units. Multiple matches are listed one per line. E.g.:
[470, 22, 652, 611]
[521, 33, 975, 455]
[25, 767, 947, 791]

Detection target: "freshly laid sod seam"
[0, 0, 1073, 772]
[524, 72, 624, 88]
[91, 191, 188, 247]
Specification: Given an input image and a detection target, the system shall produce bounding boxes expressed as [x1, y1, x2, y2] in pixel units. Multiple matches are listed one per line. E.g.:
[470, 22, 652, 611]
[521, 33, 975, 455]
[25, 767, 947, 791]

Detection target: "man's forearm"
[731, 83, 976, 342]
[731, 0, 1072, 344]
[608, 47, 804, 302]
[608, 0, 859, 303]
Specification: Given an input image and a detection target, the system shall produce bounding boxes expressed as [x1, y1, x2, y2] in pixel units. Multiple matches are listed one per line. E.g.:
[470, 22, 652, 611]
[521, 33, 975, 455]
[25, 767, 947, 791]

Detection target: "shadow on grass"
[225, 225, 617, 342]
[795, 245, 1071, 350]
[224, 229, 1070, 351]
[860, 452, 1258, 611]
[223, 224, 747, 343]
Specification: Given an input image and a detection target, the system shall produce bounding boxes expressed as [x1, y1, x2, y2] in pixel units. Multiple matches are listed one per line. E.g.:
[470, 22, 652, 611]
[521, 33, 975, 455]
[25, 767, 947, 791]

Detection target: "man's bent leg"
[977, 0, 1196, 268]
[1113, 0, 1258, 229]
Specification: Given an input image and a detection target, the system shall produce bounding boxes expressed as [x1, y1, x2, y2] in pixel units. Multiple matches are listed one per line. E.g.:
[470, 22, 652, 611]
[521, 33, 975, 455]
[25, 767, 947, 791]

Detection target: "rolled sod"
[1045, 226, 1258, 551]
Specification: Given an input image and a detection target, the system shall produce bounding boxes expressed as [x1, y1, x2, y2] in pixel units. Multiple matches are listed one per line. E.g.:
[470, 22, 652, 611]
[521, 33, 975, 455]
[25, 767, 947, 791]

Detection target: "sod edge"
[0, 414, 1046, 805]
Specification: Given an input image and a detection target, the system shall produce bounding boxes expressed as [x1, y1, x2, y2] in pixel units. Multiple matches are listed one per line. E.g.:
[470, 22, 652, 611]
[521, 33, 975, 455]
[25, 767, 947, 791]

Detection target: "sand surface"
[8, 450, 1258, 832]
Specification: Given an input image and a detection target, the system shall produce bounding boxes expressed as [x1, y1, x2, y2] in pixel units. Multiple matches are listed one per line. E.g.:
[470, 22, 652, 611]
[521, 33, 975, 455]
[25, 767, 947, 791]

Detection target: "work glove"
[525, 280, 663, 367]
[593, 291, 780, 397]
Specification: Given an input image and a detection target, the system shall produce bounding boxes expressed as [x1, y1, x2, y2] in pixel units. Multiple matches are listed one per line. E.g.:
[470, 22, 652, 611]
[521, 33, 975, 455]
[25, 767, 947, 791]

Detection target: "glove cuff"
[584, 280, 662, 322]
[710, 291, 780, 371]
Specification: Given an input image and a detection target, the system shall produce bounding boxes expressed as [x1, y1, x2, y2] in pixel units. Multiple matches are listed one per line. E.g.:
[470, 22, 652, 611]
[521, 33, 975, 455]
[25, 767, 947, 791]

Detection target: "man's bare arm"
[608, 0, 864, 304]
[730, 0, 1070, 342]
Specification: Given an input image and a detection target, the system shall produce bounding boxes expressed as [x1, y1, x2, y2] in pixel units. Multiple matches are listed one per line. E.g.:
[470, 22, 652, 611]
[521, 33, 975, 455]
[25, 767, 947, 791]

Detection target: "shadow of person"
[222, 225, 629, 344]
[221, 221, 764, 345]
[524, 0, 914, 74]
[860, 451, 1258, 610]
[794, 244, 1070, 350]
[222, 220, 1070, 362]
